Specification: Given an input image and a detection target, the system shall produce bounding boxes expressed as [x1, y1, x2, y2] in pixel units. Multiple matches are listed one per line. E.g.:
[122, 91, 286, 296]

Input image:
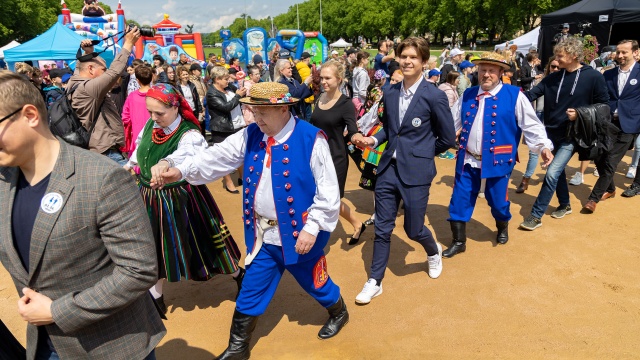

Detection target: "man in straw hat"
[442, 51, 554, 258]
[151, 82, 349, 359]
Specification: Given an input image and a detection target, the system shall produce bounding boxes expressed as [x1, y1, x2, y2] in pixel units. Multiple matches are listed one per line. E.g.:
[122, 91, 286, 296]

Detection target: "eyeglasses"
[550, 65, 560, 69]
[0, 107, 22, 125]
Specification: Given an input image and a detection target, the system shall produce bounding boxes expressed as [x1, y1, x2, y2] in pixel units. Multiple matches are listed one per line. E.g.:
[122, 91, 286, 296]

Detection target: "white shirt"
[170, 116, 340, 246]
[618, 62, 635, 96]
[451, 83, 554, 168]
[126, 115, 203, 169]
[225, 91, 245, 130]
[181, 84, 195, 111]
[373, 78, 423, 155]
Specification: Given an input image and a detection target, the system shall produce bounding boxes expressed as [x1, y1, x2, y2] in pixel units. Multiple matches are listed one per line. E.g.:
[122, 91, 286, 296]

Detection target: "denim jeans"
[523, 150, 539, 178]
[530, 139, 575, 219]
[631, 135, 640, 168]
[103, 148, 128, 166]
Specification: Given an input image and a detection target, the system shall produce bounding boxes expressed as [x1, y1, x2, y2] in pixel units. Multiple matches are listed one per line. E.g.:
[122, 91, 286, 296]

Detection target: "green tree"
[0, 0, 61, 44]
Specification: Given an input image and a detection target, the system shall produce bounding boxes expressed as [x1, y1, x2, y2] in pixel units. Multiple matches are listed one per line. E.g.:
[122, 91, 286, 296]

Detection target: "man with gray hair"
[520, 37, 609, 231]
[68, 27, 141, 165]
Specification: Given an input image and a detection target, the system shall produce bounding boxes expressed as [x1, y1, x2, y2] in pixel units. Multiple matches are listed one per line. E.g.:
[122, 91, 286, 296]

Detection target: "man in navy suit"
[586, 40, 640, 208]
[352, 37, 457, 305]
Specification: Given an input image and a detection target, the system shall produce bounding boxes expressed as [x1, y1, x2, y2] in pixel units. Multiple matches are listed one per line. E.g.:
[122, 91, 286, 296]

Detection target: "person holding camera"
[68, 26, 141, 165]
[374, 40, 395, 75]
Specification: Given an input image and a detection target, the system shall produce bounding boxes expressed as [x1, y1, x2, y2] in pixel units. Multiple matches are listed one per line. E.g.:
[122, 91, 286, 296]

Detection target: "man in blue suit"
[587, 40, 640, 204]
[352, 37, 457, 305]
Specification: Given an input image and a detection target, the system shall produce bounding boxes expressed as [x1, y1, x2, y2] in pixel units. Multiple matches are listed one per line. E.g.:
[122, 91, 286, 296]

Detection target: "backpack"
[48, 82, 101, 149]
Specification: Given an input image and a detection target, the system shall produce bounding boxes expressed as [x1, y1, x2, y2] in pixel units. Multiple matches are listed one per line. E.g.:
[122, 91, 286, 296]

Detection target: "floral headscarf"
[146, 83, 200, 129]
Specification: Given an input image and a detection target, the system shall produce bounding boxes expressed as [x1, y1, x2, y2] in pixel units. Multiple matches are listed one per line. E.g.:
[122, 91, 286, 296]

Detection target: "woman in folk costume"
[352, 70, 388, 230]
[124, 83, 244, 316]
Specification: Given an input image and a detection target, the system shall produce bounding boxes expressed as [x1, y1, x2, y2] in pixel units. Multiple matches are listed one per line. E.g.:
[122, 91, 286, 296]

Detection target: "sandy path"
[1, 145, 639, 359]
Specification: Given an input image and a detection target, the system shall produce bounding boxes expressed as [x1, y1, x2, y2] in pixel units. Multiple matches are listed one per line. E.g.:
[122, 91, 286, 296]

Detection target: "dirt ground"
[2, 145, 639, 359]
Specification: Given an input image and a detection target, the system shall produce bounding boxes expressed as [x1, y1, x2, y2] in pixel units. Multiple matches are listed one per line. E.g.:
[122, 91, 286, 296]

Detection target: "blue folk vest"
[243, 119, 331, 265]
[457, 84, 522, 178]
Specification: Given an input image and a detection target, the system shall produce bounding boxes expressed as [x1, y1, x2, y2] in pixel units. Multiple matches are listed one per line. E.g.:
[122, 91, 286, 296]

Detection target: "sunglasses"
[0, 107, 23, 125]
[550, 65, 560, 69]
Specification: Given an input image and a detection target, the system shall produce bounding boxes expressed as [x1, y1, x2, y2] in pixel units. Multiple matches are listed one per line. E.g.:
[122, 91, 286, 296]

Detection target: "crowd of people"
[1, 23, 640, 360]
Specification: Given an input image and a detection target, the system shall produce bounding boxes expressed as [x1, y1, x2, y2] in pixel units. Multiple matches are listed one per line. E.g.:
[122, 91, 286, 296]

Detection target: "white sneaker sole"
[550, 209, 572, 219]
[627, 172, 636, 179]
[355, 287, 382, 305]
[519, 222, 542, 231]
[428, 243, 443, 279]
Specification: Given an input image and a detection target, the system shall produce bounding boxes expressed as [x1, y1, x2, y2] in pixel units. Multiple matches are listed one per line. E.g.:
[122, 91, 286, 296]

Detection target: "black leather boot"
[443, 221, 466, 258]
[234, 268, 245, 300]
[215, 310, 258, 360]
[496, 221, 509, 245]
[318, 296, 349, 339]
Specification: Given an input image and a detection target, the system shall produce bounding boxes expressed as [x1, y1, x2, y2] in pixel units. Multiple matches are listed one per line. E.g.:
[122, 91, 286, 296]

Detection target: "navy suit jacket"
[373, 79, 457, 186]
[604, 62, 640, 134]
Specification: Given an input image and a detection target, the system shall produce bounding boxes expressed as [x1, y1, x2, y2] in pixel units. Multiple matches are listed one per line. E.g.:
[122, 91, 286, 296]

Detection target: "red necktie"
[265, 137, 275, 168]
[476, 91, 491, 101]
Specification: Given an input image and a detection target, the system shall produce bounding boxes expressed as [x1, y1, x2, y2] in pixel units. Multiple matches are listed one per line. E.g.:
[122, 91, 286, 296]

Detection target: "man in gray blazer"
[0, 71, 165, 359]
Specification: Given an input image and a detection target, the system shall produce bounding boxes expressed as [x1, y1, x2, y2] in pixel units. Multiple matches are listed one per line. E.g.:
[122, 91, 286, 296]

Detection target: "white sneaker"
[593, 168, 599, 177]
[569, 172, 583, 186]
[427, 243, 443, 279]
[355, 279, 382, 304]
[627, 167, 637, 179]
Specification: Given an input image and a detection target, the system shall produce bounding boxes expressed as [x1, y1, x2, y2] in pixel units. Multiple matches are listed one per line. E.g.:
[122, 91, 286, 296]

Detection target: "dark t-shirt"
[11, 170, 55, 352]
[374, 53, 389, 74]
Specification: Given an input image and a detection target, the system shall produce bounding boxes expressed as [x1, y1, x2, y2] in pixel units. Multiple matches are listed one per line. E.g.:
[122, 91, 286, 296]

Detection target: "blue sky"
[100, 0, 301, 33]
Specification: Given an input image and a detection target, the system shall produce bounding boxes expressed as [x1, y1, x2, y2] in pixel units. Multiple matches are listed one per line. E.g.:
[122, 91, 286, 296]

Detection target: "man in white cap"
[440, 48, 465, 83]
[554, 23, 572, 44]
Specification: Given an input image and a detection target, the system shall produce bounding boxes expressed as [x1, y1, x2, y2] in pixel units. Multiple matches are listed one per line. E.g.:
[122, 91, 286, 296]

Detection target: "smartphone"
[238, 79, 245, 88]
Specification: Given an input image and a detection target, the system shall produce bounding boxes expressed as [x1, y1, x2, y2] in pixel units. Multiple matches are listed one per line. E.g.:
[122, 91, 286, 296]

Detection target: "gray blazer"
[0, 141, 165, 360]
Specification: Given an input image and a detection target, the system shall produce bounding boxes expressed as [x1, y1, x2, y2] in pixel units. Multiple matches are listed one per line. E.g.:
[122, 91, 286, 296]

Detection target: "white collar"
[263, 115, 296, 144]
[619, 62, 636, 73]
[153, 115, 182, 134]
[476, 83, 503, 96]
[401, 77, 423, 96]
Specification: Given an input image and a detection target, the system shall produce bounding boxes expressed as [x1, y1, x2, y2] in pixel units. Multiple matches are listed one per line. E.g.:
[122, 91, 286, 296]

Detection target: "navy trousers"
[448, 164, 512, 222]
[370, 162, 438, 281]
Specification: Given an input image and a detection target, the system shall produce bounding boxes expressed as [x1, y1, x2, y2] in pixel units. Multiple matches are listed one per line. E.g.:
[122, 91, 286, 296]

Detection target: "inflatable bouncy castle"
[59, 0, 126, 49]
[134, 14, 205, 66]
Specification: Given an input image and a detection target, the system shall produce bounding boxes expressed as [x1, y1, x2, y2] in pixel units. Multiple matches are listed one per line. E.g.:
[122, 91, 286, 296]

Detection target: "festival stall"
[3, 22, 111, 71]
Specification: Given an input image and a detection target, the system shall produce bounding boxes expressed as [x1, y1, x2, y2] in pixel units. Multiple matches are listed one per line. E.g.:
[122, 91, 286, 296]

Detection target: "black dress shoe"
[443, 221, 466, 258]
[223, 185, 240, 194]
[347, 223, 367, 245]
[496, 221, 509, 245]
[318, 296, 349, 339]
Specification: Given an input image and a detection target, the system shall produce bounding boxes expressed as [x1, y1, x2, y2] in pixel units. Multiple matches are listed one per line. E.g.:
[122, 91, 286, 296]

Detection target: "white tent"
[0, 41, 21, 59]
[330, 38, 352, 48]
[494, 27, 540, 54]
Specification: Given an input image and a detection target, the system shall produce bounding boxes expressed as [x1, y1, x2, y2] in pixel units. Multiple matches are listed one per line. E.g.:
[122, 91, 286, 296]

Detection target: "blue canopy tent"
[4, 22, 115, 71]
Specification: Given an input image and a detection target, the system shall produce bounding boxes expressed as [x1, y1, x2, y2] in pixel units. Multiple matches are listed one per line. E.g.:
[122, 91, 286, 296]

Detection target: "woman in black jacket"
[176, 65, 204, 135]
[207, 65, 247, 193]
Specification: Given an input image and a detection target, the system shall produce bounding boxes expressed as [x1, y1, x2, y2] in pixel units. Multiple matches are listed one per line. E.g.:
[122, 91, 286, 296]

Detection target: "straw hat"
[471, 52, 511, 70]
[239, 82, 299, 106]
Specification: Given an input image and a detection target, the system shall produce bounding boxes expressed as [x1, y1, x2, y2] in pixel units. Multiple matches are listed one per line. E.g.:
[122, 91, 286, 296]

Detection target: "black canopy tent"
[538, 0, 640, 65]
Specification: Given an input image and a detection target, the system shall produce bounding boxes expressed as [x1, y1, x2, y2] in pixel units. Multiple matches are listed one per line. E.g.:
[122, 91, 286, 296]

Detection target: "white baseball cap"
[331, 50, 339, 55]
[450, 48, 465, 57]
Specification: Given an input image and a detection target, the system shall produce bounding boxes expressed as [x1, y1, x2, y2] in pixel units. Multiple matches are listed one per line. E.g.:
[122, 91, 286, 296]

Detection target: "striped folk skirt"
[359, 124, 386, 191]
[139, 180, 241, 282]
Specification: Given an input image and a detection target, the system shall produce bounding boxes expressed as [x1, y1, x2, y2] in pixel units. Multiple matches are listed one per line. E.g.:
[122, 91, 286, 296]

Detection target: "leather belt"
[256, 214, 278, 227]
[467, 151, 482, 160]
